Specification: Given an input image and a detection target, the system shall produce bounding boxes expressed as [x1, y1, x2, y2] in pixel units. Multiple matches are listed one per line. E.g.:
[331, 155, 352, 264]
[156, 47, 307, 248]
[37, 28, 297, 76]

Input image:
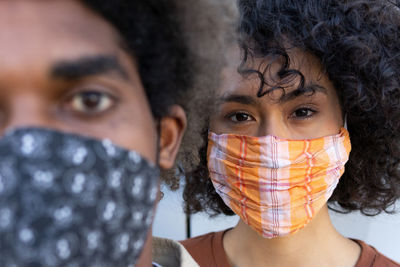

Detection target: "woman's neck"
[223, 205, 361, 267]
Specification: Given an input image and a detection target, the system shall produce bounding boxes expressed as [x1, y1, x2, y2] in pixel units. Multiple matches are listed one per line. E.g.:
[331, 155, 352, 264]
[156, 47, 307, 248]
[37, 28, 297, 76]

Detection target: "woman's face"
[210, 47, 343, 139]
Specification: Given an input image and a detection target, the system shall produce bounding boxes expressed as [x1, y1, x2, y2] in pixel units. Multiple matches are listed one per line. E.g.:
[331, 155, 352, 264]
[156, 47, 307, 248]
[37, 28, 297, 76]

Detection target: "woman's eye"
[229, 112, 254, 122]
[291, 108, 315, 119]
[69, 91, 115, 114]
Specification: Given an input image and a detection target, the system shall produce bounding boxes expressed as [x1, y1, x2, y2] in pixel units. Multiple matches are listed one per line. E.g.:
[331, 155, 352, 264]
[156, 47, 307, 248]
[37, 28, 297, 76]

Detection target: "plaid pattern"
[207, 128, 351, 238]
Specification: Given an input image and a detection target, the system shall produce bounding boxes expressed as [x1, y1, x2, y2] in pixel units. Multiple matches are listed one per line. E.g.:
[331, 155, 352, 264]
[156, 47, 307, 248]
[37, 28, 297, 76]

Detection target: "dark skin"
[0, 0, 187, 266]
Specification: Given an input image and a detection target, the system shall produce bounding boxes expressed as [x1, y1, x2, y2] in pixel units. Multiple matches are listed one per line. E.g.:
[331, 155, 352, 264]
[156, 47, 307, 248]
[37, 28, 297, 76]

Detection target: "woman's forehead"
[219, 47, 333, 99]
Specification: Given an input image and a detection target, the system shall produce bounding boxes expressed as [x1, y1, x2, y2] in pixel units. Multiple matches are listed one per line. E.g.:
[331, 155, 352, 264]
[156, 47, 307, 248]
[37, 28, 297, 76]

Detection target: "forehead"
[0, 0, 121, 70]
[220, 46, 332, 98]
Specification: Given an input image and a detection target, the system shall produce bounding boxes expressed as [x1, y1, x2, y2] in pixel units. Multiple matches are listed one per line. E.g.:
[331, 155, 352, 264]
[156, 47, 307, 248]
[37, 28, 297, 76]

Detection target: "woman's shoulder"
[180, 230, 231, 267]
[181, 231, 223, 248]
[354, 239, 399, 267]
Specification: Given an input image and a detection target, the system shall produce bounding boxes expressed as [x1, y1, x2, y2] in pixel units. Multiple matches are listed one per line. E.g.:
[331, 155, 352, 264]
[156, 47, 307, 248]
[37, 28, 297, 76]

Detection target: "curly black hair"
[82, 0, 233, 188]
[183, 0, 400, 216]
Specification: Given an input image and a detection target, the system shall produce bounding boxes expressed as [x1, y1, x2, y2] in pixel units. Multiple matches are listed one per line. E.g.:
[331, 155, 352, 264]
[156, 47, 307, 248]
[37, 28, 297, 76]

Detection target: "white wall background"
[153, 188, 400, 262]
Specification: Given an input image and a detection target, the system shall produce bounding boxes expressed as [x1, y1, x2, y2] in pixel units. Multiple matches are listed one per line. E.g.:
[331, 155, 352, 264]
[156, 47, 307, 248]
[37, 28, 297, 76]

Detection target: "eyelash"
[226, 111, 255, 123]
[289, 106, 318, 120]
[225, 106, 318, 123]
[63, 87, 119, 117]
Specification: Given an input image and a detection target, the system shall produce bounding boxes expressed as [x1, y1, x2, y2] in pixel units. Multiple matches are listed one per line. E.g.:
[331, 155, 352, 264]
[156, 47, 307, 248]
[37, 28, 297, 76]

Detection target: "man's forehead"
[0, 0, 120, 51]
[0, 0, 128, 77]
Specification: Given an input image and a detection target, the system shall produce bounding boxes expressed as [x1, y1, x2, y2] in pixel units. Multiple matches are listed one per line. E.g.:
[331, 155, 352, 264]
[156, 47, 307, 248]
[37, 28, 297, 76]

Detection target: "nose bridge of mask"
[207, 128, 351, 239]
[0, 127, 160, 266]
[208, 129, 350, 168]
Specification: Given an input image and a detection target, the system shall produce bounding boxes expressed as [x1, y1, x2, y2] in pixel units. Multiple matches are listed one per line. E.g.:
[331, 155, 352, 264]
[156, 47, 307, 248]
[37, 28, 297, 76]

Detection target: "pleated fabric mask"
[0, 127, 159, 267]
[208, 128, 351, 238]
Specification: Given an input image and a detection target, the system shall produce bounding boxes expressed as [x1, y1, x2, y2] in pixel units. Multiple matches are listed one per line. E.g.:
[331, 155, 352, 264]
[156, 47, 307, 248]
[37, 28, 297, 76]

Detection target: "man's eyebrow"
[51, 55, 129, 81]
[218, 94, 258, 105]
[279, 84, 328, 103]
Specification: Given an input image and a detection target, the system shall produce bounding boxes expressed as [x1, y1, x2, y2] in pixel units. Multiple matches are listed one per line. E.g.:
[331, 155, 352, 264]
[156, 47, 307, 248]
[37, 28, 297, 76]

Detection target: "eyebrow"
[51, 55, 129, 81]
[279, 84, 328, 103]
[218, 85, 328, 106]
[218, 94, 258, 105]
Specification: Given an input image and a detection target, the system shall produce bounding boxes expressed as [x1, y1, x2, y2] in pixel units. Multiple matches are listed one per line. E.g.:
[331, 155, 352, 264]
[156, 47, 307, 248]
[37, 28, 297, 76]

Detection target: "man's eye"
[69, 91, 115, 114]
[291, 108, 315, 119]
[229, 112, 254, 122]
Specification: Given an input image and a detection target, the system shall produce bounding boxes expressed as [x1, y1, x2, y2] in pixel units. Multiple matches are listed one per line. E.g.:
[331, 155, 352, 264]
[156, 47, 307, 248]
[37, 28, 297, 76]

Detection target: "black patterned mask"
[0, 128, 160, 267]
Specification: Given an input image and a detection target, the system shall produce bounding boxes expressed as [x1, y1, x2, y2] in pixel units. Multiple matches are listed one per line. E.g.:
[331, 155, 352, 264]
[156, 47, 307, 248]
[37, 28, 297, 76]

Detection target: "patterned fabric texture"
[208, 128, 351, 238]
[0, 127, 159, 267]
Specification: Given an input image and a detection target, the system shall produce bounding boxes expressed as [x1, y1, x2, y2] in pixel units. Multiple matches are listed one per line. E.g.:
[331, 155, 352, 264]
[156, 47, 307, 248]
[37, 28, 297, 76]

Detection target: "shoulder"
[354, 240, 400, 267]
[180, 230, 231, 267]
[152, 237, 200, 267]
[181, 231, 221, 250]
[180, 231, 222, 261]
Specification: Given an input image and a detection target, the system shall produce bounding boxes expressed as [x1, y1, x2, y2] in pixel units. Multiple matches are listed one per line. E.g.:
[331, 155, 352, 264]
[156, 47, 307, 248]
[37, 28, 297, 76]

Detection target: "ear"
[158, 105, 187, 170]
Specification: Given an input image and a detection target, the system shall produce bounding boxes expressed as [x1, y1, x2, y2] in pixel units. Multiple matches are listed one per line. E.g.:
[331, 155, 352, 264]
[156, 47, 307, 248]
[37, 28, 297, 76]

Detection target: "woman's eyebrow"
[217, 85, 327, 105]
[279, 84, 328, 103]
[218, 94, 258, 105]
[50, 55, 129, 81]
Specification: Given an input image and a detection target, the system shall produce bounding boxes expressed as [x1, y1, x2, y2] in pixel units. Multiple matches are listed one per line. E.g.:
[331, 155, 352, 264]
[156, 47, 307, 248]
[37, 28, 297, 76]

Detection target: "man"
[0, 0, 224, 266]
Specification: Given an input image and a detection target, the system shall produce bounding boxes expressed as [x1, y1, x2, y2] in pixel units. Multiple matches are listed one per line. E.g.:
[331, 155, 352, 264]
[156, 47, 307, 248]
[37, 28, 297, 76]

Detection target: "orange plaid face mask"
[207, 128, 351, 238]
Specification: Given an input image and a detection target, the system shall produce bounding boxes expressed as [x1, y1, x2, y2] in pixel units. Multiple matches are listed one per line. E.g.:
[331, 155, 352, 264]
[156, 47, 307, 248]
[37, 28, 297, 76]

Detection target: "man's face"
[0, 0, 158, 163]
[0, 1, 188, 265]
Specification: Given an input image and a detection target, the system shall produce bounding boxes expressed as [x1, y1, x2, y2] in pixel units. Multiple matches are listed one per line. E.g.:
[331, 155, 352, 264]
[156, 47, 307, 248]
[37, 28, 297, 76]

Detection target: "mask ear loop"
[344, 114, 348, 130]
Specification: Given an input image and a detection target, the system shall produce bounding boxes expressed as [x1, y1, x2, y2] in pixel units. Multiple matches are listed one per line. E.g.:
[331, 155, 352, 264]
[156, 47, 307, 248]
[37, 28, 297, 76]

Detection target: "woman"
[182, 0, 400, 266]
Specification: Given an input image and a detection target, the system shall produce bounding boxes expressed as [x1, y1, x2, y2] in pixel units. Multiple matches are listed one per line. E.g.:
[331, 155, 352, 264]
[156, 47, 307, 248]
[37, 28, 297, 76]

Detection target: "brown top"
[180, 230, 400, 267]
